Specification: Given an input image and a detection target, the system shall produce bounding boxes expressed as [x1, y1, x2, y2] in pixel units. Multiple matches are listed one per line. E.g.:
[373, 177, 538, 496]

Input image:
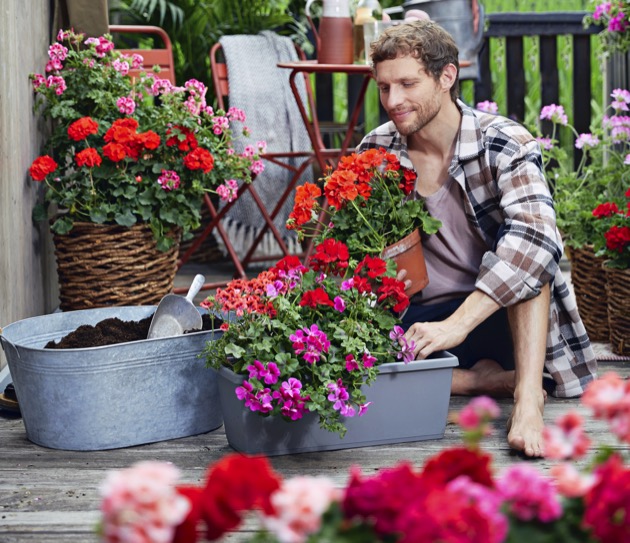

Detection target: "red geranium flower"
[75, 147, 102, 168]
[104, 118, 138, 144]
[67, 116, 98, 141]
[137, 130, 161, 150]
[376, 276, 410, 313]
[309, 239, 350, 276]
[593, 202, 621, 218]
[605, 225, 630, 253]
[324, 169, 361, 210]
[199, 454, 281, 541]
[29, 155, 58, 181]
[356, 255, 388, 278]
[287, 182, 322, 228]
[102, 142, 126, 162]
[421, 446, 495, 488]
[184, 147, 214, 173]
[299, 287, 335, 308]
[166, 125, 199, 151]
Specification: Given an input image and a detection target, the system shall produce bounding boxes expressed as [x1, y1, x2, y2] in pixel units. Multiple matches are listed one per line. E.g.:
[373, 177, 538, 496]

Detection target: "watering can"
[306, 0, 354, 64]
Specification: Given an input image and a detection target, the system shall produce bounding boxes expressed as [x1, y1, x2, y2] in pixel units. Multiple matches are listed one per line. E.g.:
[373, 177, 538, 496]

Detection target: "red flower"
[287, 182, 322, 228]
[604, 225, 630, 253]
[67, 116, 98, 141]
[400, 168, 417, 195]
[184, 147, 214, 173]
[166, 125, 199, 151]
[593, 201, 621, 218]
[299, 287, 334, 308]
[173, 486, 203, 543]
[104, 118, 139, 144]
[356, 255, 387, 278]
[395, 488, 498, 543]
[584, 454, 630, 543]
[29, 155, 58, 181]
[376, 276, 410, 313]
[199, 454, 280, 541]
[272, 255, 306, 275]
[421, 447, 495, 488]
[102, 142, 126, 162]
[309, 239, 350, 276]
[75, 147, 102, 168]
[352, 276, 372, 294]
[324, 169, 361, 209]
[343, 463, 425, 536]
[137, 130, 161, 150]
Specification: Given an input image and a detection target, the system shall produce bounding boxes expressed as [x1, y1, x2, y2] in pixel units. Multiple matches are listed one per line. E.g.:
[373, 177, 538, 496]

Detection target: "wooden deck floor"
[1, 260, 628, 542]
[1, 357, 628, 542]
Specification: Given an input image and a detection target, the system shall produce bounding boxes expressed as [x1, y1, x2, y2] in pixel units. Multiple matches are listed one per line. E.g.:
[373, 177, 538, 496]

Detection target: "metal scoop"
[147, 274, 206, 339]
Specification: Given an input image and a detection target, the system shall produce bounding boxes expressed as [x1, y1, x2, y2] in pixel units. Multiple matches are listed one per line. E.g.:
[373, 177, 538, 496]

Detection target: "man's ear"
[440, 63, 458, 93]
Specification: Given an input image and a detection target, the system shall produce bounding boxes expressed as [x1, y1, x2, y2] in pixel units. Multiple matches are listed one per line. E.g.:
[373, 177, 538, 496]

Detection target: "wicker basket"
[603, 265, 630, 356]
[53, 222, 180, 311]
[567, 245, 609, 342]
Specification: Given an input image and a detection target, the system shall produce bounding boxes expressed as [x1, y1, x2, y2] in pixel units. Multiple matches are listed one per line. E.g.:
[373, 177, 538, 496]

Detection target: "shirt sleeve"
[474, 136, 563, 307]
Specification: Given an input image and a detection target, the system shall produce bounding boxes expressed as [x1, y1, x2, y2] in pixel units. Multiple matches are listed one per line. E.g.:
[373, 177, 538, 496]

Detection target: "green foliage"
[584, 0, 630, 55]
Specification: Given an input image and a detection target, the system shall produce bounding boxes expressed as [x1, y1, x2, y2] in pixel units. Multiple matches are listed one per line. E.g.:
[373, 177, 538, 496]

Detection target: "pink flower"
[151, 78, 174, 96]
[536, 136, 554, 150]
[540, 104, 568, 125]
[345, 354, 359, 372]
[116, 96, 136, 115]
[582, 372, 629, 420]
[31, 73, 46, 90]
[48, 42, 68, 62]
[333, 296, 346, 312]
[550, 463, 596, 498]
[130, 53, 144, 69]
[157, 170, 180, 191]
[250, 159, 265, 175]
[99, 461, 190, 543]
[261, 476, 341, 543]
[592, 2, 612, 21]
[46, 75, 66, 95]
[496, 464, 563, 523]
[575, 132, 600, 149]
[113, 59, 130, 76]
[476, 100, 498, 114]
[457, 396, 500, 432]
[216, 179, 239, 202]
[228, 107, 247, 122]
[543, 411, 591, 460]
[447, 476, 508, 543]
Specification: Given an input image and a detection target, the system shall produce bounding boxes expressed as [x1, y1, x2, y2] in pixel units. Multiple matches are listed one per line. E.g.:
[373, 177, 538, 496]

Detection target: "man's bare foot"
[506, 391, 546, 458]
[451, 359, 515, 398]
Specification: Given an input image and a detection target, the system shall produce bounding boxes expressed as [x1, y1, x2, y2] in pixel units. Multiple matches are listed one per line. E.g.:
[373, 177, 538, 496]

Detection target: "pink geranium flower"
[543, 411, 591, 460]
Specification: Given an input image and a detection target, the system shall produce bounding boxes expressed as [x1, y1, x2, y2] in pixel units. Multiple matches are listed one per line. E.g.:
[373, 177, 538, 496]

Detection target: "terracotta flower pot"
[381, 229, 429, 297]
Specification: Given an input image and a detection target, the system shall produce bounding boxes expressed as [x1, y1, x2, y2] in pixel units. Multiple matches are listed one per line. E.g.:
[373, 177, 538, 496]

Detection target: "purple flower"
[333, 296, 346, 312]
[540, 104, 568, 125]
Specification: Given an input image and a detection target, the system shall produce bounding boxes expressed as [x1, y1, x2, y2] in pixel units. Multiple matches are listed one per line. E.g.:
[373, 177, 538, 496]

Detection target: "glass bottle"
[353, 0, 382, 63]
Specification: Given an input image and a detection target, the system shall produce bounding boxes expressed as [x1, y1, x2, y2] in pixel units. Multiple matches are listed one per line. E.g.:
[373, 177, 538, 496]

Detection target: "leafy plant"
[29, 29, 263, 250]
[592, 188, 630, 269]
[584, 0, 630, 55]
[202, 243, 413, 436]
[287, 147, 441, 259]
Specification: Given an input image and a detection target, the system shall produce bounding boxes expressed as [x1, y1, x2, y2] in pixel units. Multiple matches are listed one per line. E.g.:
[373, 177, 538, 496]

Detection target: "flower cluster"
[592, 187, 630, 268]
[585, 1, 630, 54]
[29, 29, 263, 250]
[202, 240, 413, 436]
[97, 371, 630, 543]
[478, 89, 630, 254]
[287, 147, 441, 259]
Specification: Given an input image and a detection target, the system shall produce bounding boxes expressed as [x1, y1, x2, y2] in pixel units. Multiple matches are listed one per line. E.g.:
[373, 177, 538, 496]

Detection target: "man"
[358, 20, 597, 457]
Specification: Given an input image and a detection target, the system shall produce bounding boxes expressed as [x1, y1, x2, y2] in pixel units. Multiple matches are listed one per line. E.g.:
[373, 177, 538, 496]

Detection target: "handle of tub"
[0, 328, 21, 362]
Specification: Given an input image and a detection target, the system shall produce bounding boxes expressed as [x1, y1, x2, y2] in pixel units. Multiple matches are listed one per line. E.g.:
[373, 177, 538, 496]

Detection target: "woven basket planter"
[567, 245, 609, 342]
[603, 265, 630, 356]
[53, 222, 180, 311]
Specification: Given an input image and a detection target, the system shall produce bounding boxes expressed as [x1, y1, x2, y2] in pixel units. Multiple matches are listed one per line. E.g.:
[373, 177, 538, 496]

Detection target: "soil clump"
[45, 313, 220, 349]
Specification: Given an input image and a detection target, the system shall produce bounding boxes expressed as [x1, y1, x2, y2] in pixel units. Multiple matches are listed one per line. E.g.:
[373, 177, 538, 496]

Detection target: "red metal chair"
[174, 41, 341, 290]
[108, 25, 176, 84]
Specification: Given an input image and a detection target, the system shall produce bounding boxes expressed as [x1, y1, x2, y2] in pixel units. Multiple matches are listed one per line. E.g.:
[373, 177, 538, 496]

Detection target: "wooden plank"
[485, 12, 600, 38]
[505, 36, 526, 121]
[573, 34, 593, 170]
[473, 38, 493, 104]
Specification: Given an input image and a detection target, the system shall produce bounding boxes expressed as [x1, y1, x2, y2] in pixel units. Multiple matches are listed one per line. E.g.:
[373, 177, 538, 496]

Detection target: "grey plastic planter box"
[0, 306, 223, 451]
[216, 352, 458, 456]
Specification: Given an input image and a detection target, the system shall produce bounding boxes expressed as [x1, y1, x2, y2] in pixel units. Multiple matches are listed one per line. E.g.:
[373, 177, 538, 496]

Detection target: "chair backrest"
[209, 40, 310, 112]
[109, 25, 176, 84]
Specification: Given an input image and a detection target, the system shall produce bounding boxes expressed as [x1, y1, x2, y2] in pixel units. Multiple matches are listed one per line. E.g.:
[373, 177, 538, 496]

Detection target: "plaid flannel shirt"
[358, 100, 597, 397]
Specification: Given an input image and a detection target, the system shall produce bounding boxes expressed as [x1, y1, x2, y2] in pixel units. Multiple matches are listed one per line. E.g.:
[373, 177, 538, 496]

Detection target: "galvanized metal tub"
[0, 306, 223, 451]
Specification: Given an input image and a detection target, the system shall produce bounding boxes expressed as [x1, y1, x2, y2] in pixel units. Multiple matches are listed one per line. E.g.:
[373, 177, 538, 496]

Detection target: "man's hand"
[404, 319, 468, 359]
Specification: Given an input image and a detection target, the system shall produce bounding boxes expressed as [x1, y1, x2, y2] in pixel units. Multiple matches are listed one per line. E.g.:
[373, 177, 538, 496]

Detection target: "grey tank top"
[415, 175, 488, 304]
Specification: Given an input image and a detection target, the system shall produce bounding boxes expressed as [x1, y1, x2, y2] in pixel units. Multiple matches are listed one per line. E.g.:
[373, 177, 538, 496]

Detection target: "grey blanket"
[217, 32, 313, 260]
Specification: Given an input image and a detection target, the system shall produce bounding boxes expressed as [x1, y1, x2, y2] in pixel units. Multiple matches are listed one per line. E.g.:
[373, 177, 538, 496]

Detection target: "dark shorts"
[401, 297, 515, 371]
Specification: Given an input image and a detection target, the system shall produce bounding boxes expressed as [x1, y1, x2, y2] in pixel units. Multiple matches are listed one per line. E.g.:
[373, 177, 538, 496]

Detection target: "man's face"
[375, 55, 442, 136]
